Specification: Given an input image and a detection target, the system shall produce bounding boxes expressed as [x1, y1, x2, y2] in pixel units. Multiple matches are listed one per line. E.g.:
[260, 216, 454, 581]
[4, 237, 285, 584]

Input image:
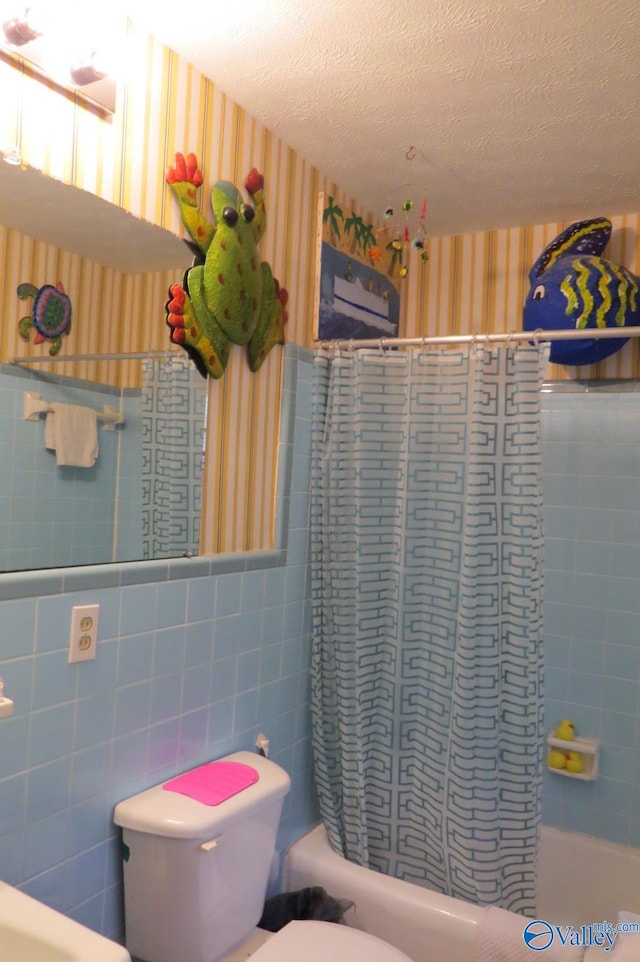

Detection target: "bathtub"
[284, 824, 640, 962]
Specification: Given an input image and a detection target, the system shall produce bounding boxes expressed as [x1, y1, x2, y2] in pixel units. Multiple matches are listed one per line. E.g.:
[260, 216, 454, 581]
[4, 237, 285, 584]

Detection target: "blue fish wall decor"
[522, 217, 640, 365]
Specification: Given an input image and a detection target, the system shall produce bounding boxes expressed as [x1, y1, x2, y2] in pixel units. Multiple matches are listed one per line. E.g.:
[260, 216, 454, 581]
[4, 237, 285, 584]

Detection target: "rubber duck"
[565, 751, 585, 774]
[554, 719, 575, 741]
[547, 750, 566, 770]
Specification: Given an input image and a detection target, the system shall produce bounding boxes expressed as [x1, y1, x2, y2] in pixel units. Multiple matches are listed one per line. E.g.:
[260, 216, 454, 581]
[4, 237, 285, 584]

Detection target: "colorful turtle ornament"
[17, 281, 72, 355]
[165, 151, 288, 379]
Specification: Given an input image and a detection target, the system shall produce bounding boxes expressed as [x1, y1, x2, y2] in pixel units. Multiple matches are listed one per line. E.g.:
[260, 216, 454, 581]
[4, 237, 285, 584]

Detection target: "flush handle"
[200, 835, 223, 853]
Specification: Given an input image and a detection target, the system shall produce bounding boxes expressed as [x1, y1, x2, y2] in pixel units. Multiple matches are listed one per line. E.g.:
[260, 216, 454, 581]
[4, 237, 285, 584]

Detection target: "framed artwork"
[314, 192, 402, 342]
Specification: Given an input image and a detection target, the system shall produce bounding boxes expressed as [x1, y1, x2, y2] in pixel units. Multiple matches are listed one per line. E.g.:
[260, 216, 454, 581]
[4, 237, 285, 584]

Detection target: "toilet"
[113, 750, 412, 962]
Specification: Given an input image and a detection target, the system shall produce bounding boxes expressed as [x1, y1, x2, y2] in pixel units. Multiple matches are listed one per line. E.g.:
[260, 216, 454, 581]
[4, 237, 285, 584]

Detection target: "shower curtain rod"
[10, 350, 178, 366]
[315, 326, 640, 350]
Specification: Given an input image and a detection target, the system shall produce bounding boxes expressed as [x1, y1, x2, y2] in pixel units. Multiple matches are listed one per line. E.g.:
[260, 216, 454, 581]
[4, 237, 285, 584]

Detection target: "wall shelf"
[546, 733, 599, 780]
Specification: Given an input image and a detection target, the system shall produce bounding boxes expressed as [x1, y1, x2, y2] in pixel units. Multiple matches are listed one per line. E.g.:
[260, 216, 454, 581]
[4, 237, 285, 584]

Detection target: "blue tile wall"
[0, 347, 317, 944]
[542, 386, 640, 847]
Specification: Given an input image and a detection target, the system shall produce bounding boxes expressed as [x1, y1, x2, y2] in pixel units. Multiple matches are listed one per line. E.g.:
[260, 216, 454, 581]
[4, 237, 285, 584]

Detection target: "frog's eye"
[222, 206, 239, 227]
[242, 204, 255, 223]
[533, 284, 545, 300]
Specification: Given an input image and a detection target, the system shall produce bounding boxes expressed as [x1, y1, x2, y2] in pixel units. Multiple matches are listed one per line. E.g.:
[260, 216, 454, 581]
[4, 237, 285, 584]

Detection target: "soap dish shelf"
[546, 733, 599, 780]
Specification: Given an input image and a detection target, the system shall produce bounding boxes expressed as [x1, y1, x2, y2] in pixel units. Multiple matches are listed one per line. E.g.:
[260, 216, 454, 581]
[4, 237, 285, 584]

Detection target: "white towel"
[44, 403, 98, 467]
[476, 906, 584, 962]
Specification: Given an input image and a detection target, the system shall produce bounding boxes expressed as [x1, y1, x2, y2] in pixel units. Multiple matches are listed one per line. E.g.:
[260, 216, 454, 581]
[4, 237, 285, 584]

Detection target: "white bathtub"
[284, 824, 640, 962]
[0, 881, 130, 962]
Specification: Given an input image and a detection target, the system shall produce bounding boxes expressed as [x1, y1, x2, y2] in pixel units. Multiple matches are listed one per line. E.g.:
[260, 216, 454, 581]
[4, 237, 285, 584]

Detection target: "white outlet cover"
[69, 604, 99, 663]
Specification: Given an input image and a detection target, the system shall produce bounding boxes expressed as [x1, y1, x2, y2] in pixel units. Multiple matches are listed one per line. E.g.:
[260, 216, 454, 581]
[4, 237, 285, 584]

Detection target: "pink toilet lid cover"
[162, 761, 259, 806]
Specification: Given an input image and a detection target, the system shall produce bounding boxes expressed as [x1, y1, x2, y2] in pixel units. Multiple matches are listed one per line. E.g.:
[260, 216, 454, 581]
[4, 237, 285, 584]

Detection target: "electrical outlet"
[69, 604, 99, 663]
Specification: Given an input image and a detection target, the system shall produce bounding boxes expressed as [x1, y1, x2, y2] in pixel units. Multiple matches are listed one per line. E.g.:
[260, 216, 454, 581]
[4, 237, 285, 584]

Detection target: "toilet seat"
[250, 920, 414, 962]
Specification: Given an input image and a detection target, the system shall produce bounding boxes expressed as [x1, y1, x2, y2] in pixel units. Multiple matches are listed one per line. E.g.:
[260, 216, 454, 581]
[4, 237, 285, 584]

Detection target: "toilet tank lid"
[250, 921, 414, 962]
[113, 751, 290, 839]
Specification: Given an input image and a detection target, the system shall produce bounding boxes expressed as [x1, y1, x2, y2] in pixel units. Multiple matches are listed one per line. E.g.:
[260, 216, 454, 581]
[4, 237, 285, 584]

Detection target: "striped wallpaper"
[400, 213, 640, 381]
[1, 16, 639, 553]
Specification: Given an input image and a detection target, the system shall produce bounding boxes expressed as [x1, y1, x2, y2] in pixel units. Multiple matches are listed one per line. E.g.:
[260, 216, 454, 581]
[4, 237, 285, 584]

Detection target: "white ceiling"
[121, 0, 640, 237]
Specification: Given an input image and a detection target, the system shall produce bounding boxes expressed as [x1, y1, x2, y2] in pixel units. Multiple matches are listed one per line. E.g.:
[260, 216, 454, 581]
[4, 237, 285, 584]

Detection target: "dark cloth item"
[258, 886, 354, 932]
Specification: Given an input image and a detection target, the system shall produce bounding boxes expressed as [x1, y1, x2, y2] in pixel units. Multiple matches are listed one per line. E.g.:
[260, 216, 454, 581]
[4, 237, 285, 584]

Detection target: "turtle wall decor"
[17, 281, 72, 356]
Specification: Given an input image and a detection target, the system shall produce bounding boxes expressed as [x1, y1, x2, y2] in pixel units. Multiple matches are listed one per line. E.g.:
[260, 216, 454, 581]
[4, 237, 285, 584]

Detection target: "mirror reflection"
[0, 162, 203, 573]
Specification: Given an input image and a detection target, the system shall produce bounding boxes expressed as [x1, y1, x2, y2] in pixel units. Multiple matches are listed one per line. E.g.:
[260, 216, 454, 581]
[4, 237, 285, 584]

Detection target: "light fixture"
[2, 7, 42, 46]
[69, 49, 108, 87]
[0, 3, 116, 114]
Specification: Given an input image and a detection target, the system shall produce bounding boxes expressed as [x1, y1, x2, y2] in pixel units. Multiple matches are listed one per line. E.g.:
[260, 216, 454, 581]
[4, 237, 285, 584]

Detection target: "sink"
[0, 881, 130, 962]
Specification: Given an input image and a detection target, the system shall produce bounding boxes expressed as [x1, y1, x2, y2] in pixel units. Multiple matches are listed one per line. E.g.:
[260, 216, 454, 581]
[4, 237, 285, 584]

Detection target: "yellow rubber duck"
[554, 719, 575, 741]
[547, 750, 566, 769]
[565, 751, 585, 774]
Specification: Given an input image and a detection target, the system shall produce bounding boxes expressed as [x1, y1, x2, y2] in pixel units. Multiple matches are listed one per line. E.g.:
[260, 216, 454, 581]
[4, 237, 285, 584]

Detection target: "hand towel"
[44, 403, 98, 467]
[476, 906, 584, 962]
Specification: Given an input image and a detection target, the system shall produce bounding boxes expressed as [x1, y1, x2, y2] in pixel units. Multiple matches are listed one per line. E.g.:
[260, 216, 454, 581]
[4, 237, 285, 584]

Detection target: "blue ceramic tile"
[184, 621, 213, 668]
[155, 580, 187, 629]
[231, 610, 263, 654]
[0, 599, 35, 658]
[22, 863, 68, 912]
[566, 670, 600, 707]
[241, 571, 265, 611]
[208, 697, 234, 741]
[235, 649, 260, 693]
[187, 578, 215, 622]
[0, 773, 26, 836]
[114, 682, 151, 738]
[600, 676, 638, 716]
[120, 584, 157, 636]
[233, 690, 259, 734]
[601, 711, 637, 749]
[1, 656, 33, 718]
[181, 665, 211, 713]
[117, 632, 154, 686]
[29, 703, 75, 766]
[111, 730, 148, 791]
[76, 640, 118, 697]
[210, 656, 237, 701]
[544, 635, 571, 670]
[71, 743, 111, 805]
[0, 829, 24, 885]
[66, 796, 111, 857]
[604, 643, 640, 680]
[153, 626, 186, 676]
[215, 573, 242, 617]
[68, 892, 104, 931]
[24, 810, 68, 877]
[147, 718, 180, 774]
[213, 615, 241, 660]
[606, 610, 640, 647]
[74, 691, 115, 750]
[150, 675, 182, 725]
[26, 757, 71, 822]
[65, 843, 107, 906]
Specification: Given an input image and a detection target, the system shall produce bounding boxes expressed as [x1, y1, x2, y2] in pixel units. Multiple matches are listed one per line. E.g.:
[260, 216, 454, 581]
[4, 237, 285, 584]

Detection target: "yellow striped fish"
[522, 217, 639, 365]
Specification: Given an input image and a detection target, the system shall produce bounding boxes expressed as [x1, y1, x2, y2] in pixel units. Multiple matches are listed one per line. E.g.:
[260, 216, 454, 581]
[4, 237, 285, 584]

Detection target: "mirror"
[0, 161, 204, 573]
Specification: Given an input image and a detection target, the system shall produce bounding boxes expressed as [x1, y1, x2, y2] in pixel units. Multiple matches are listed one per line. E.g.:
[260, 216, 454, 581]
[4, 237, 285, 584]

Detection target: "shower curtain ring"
[533, 328, 543, 347]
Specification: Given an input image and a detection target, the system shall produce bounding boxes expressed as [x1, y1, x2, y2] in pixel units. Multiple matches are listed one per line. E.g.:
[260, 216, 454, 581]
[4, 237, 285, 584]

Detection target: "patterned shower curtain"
[310, 345, 546, 914]
[141, 355, 208, 559]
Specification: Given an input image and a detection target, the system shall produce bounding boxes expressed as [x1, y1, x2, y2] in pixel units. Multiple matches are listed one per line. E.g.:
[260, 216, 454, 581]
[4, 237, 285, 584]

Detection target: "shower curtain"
[310, 344, 546, 914]
[141, 355, 208, 559]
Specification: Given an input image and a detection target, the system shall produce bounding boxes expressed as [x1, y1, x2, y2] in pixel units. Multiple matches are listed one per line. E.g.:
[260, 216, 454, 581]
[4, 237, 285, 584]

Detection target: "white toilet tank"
[113, 751, 290, 962]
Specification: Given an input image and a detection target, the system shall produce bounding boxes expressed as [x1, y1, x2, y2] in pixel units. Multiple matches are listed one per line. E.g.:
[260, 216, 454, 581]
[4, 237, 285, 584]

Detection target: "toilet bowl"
[248, 920, 414, 962]
[114, 751, 412, 962]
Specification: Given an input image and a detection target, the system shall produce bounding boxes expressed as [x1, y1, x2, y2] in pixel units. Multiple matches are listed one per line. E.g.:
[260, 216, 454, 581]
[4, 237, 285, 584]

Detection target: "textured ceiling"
[121, 0, 640, 237]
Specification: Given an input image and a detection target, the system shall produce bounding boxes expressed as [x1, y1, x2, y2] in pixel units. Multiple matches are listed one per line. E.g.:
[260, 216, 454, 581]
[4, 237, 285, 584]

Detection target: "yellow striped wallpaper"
[1, 17, 639, 554]
[400, 213, 640, 381]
